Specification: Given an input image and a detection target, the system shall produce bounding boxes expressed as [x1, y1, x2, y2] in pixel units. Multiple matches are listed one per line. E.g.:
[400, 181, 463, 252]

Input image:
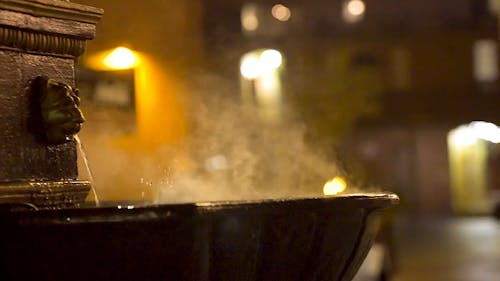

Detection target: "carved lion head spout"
[36, 76, 85, 144]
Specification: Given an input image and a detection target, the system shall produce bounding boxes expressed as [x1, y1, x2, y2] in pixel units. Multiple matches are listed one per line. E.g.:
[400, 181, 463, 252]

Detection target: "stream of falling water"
[74, 135, 101, 207]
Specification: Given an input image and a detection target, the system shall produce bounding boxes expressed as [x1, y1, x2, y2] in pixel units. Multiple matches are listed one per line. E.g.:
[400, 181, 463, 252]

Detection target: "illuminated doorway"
[448, 121, 500, 214]
[239, 49, 284, 122]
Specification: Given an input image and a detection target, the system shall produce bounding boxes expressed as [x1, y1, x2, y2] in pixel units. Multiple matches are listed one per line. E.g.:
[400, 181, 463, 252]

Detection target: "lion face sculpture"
[37, 76, 85, 144]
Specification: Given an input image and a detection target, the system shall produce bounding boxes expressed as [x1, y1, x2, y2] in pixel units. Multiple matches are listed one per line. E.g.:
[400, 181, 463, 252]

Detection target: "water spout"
[75, 135, 100, 207]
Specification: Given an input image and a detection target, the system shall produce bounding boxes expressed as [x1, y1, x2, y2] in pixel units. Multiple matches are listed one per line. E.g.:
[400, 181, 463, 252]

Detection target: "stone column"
[0, 0, 102, 208]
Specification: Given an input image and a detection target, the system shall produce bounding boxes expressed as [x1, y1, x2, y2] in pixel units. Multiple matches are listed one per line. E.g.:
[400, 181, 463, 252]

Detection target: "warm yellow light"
[102, 47, 139, 70]
[240, 49, 284, 80]
[272, 4, 291, 21]
[323, 177, 347, 196]
[469, 121, 500, 144]
[133, 54, 187, 148]
[240, 54, 262, 79]
[449, 122, 500, 147]
[346, 0, 366, 16]
[241, 5, 259, 31]
[260, 49, 283, 70]
[259, 72, 279, 91]
[242, 15, 259, 31]
[450, 127, 477, 147]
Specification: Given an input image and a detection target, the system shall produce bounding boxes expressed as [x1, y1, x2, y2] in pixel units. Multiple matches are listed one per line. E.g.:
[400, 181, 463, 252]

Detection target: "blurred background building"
[72, 0, 500, 217]
[202, 0, 500, 216]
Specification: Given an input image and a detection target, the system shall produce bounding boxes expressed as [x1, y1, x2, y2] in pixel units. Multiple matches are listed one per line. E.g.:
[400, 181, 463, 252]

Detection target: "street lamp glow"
[469, 121, 500, 143]
[449, 127, 478, 147]
[449, 121, 500, 147]
[260, 49, 282, 70]
[346, 0, 365, 16]
[241, 4, 259, 31]
[242, 14, 259, 31]
[343, 0, 366, 23]
[323, 177, 347, 196]
[102, 47, 139, 70]
[271, 4, 291, 21]
[240, 54, 262, 79]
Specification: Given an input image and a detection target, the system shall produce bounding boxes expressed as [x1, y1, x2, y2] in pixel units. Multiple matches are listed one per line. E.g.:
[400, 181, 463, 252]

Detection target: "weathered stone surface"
[0, 49, 77, 181]
[0, 0, 102, 208]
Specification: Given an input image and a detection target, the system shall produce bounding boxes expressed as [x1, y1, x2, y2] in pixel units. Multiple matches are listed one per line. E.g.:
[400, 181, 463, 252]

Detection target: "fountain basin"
[0, 193, 397, 281]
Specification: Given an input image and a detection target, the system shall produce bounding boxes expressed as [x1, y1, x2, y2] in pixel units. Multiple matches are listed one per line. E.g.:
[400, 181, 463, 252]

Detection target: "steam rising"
[158, 73, 343, 203]
[79, 72, 344, 204]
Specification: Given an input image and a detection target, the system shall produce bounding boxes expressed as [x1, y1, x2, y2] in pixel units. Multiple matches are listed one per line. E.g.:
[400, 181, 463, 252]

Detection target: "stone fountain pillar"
[0, 0, 102, 208]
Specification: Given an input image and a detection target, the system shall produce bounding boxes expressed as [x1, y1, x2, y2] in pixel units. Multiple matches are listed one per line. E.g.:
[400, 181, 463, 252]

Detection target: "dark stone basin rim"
[0, 193, 398, 225]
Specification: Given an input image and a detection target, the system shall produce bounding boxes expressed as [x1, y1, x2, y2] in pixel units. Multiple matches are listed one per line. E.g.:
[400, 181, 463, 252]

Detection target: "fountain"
[0, 1, 398, 280]
[0, 0, 101, 208]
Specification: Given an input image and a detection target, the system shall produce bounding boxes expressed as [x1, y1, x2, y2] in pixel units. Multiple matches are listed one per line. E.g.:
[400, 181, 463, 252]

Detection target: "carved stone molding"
[0, 25, 86, 57]
[0, 0, 103, 56]
[0, 0, 103, 24]
[0, 180, 91, 209]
